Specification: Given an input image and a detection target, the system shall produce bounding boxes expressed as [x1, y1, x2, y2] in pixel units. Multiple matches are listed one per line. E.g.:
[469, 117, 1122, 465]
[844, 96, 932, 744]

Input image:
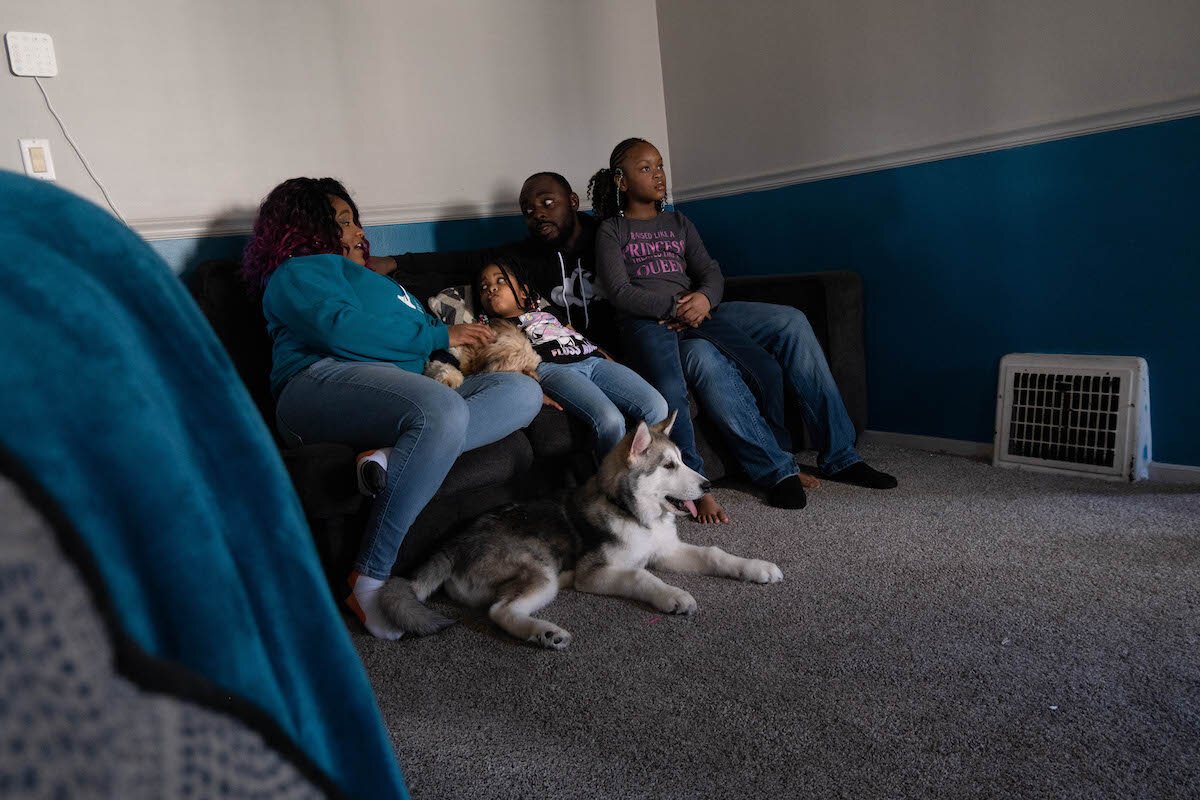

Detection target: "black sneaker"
[356, 450, 389, 496]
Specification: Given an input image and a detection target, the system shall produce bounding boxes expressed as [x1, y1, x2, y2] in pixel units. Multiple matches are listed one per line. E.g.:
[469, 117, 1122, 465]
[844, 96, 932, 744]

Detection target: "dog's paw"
[528, 622, 572, 650]
[657, 587, 698, 615]
[740, 559, 784, 584]
[424, 361, 464, 388]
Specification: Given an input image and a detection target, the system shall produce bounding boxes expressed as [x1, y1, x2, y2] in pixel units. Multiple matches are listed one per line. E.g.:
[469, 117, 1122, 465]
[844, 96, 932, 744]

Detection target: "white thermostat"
[5, 31, 58, 77]
[19, 139, 56, 181]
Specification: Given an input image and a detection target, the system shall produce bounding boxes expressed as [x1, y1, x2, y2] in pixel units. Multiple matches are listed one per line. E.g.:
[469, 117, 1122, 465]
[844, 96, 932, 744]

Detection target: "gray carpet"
[353, 443, 1200, 800]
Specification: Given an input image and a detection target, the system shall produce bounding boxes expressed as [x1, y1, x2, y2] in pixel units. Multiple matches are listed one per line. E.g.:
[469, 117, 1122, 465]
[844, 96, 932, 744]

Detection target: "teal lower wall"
[679, 115, 1200, 466]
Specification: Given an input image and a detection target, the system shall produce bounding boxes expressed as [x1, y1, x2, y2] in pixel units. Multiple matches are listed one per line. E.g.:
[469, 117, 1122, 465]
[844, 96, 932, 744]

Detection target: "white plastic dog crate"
[993, 354, 1151, 481]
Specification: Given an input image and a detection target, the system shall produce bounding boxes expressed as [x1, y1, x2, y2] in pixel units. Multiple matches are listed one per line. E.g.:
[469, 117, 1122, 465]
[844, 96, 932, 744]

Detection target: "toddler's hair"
[477, 256, 538, 319]
[587, 137, 664, 219]
[241, 177, 368, 292]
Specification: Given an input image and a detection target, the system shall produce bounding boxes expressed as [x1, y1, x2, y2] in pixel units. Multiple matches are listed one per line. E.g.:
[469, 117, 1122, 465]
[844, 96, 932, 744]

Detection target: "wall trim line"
[862, 430, 1200, 484]
[130, 200, 522, 242]
[672, 96, 1200, 204]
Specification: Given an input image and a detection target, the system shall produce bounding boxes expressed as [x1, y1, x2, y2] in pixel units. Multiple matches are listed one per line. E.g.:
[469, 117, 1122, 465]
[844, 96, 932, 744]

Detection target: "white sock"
[347, 572, 405, 640]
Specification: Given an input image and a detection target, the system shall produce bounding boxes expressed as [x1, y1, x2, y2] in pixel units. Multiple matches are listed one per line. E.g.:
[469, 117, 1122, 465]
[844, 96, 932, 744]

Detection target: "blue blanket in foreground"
[0, 171, 407, 799]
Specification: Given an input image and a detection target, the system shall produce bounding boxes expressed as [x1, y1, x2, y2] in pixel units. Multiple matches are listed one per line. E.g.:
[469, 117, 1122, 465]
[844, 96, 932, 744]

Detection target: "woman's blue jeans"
[538, 357, 669, 459]
[619, 301, 861, 486]
[276, 358, 542, 579]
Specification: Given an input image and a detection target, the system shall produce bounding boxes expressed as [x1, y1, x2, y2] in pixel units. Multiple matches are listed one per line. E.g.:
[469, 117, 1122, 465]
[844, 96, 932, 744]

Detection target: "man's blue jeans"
[538, 357, 668, 458]
[276, 358, 542, 579]
[619, 301, 860, 487]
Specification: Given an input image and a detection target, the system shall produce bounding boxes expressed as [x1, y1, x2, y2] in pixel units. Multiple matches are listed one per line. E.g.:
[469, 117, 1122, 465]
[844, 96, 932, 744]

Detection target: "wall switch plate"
[19, 139, 56, 180]
[5, 31, 58, 77]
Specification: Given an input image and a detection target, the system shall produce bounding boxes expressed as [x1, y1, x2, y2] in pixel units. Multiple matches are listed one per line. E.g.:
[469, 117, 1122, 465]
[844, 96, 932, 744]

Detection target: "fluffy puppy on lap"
[424, 318, 541, 389]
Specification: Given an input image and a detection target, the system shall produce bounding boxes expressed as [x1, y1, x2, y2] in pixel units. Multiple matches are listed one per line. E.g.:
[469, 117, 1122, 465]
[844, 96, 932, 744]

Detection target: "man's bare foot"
[692, 493, 730, 524]
[798, 472, 821, 489]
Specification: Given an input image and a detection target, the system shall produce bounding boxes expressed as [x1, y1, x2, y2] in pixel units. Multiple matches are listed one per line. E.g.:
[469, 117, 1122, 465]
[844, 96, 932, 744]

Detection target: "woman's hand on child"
[542, 394, 564, 411]
[448, 323, 497, 348]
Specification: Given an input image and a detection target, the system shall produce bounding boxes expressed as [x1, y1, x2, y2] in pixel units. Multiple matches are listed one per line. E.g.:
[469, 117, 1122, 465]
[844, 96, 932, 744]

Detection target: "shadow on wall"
[156, 208, 255, 279]
[431, 182, 525, 254]
[157, 199, 529, 282]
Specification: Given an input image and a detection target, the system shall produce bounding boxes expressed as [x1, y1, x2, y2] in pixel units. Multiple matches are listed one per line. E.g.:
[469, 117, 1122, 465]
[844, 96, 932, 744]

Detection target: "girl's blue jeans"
[619, 301, 861, 487]
[275, 358, 542, 580]
[538, 357, 669, 459]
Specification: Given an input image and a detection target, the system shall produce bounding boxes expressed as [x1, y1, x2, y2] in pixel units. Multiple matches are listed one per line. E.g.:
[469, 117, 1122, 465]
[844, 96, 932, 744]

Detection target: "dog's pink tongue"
[685, 499, 698, 517]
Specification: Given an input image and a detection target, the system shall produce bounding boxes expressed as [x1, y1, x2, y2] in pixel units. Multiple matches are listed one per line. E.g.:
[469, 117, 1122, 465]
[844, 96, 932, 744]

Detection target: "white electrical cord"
[33, 76, 126, 224]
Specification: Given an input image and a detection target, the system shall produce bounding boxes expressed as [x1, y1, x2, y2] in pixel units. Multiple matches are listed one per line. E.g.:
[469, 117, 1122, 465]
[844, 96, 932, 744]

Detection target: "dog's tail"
[409, 551, 454, 600]
[378, 552, 456, 636]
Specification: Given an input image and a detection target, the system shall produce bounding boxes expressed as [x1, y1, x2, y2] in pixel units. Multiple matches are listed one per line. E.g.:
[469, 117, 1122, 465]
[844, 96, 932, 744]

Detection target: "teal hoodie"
[263, 254, 450, 396]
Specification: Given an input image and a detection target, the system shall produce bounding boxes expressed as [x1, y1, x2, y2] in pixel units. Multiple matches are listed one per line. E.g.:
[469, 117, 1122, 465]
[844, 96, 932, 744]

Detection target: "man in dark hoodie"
[499, 172, 621, 351]
[365, 172, 617, 347]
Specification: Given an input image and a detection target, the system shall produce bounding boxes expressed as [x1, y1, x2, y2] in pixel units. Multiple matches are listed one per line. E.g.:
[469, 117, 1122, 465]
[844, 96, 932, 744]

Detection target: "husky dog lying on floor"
[381, 412, 783, 649]
[423, 318, 541, 389]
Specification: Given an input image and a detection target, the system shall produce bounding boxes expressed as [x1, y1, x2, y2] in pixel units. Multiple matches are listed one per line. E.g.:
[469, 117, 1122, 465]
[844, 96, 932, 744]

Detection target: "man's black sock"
[827, 461, 898, 489]
[767, 475, 808, 509]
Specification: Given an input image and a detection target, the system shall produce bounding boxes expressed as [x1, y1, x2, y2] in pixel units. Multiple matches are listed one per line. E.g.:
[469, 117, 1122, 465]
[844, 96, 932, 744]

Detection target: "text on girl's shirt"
[519, 310, 598, 361]
[624, 230, 685, 277]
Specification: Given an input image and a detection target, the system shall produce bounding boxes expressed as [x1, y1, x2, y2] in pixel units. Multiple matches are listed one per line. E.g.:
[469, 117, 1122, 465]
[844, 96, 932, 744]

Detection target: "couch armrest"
[722, 271, 866, 436]
[279, 442, 362, 519]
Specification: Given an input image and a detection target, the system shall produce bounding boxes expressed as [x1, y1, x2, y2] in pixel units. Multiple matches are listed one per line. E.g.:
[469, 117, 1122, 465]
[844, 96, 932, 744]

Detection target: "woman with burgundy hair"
[243, 177, 542, 640]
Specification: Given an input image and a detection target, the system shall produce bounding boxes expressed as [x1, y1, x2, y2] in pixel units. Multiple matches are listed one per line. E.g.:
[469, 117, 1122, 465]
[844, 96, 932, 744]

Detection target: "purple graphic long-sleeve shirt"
[595, 211, 725, 320]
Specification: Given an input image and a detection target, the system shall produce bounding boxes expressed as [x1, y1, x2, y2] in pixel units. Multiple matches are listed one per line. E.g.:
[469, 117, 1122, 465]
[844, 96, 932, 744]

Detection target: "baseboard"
[1147, 462, 1200, 485]
[860, 430, 992, 460]
[862, 430, 1200, 485]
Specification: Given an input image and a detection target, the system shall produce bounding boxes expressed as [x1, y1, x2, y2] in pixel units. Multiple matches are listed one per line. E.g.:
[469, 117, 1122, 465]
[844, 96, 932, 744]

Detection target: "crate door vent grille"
[993, 355, 1151, 481]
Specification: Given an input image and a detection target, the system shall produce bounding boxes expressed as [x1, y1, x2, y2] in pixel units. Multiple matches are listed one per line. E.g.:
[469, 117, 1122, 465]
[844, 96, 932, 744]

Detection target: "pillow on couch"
[426, 285, 550, 325]
[427, 285, 480, 325]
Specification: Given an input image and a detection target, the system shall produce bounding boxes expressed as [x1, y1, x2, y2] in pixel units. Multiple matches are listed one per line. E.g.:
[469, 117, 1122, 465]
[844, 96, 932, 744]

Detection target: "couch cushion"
[280, 443, 362, 518]
[427, 285, 479, 324]
[725, 272, 864, 432]
[434, 430, 533, 496]
[723, 275, 831, 353]
[393, 433, 535, 573]
[523, 406, 593, 459]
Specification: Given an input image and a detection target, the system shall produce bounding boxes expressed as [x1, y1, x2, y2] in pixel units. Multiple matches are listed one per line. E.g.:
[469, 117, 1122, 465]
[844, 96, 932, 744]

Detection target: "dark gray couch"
[186, 258, 866, 589]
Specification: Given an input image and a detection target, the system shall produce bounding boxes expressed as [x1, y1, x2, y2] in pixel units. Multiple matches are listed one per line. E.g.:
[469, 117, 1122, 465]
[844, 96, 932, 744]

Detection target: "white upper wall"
[0, 0, 670, 237]
[655, 0, 1200, 199]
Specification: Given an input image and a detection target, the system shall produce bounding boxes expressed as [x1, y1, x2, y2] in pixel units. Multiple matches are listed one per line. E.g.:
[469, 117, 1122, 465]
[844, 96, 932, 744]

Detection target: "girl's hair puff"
[241, 177, 368, 292]
[586, 137, 664, 219]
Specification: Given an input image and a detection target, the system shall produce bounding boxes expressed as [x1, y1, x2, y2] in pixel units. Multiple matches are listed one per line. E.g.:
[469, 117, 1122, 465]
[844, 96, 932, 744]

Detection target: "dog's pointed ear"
[627, 421, 652, 461]
[650, 410, 677, 437]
